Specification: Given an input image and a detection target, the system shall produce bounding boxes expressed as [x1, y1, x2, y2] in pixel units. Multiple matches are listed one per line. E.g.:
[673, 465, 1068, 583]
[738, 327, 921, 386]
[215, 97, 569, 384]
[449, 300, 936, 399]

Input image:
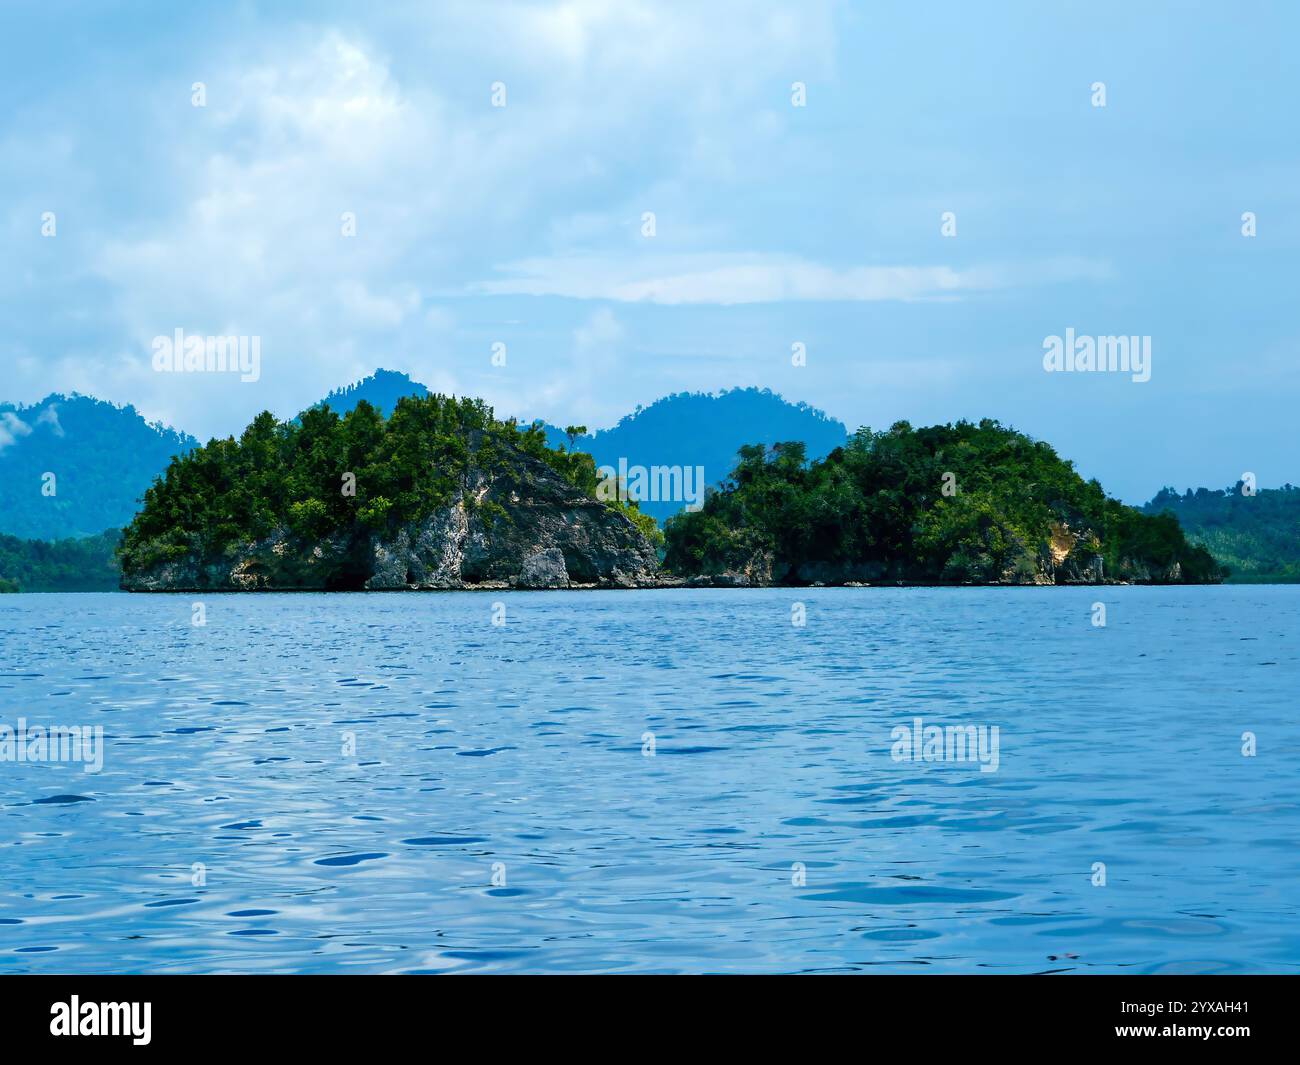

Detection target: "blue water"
[1, 587, 1297, 974]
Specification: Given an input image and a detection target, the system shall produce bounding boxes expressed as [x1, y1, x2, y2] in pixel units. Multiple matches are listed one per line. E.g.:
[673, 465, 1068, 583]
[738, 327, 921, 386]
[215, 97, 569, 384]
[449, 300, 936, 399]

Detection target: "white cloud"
[471, 253, 1107, 305]
[518, 307, 631, 427]
[82, 31, 479, 432]
[335, 280, 421, 329]
[3, 5, 843, 435]
[433, 0, 836, 88]
[0, 411, 33, 451]
[0, 2, 1103, 441]
[573, 306, 625, 350]
[36, 403, 64, 436]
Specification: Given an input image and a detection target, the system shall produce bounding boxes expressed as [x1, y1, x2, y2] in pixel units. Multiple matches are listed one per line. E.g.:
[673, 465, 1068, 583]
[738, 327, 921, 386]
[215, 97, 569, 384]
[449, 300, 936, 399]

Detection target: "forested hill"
[541, 387, 850, 524]
[663, 419, 1226, 586]
[307, 369, 429, 419]
[0, 394, 197, 540]
[117, 394, 661, 591]
[1143, 484, 1300, 582]
[0, 530, 120, 592]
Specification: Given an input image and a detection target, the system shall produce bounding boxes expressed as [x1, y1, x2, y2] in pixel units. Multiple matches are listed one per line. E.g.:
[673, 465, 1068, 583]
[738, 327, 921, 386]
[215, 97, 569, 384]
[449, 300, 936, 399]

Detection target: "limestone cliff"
[120, 434, 660, 592]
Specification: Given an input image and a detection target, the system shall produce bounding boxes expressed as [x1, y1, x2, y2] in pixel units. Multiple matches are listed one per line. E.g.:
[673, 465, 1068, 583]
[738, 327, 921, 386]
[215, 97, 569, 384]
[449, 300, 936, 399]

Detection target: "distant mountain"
[1144, 484, 1300, 582]
[310, 369, 429, 418]
[0, 394, 197, 540]
[541, 388, 850, 524]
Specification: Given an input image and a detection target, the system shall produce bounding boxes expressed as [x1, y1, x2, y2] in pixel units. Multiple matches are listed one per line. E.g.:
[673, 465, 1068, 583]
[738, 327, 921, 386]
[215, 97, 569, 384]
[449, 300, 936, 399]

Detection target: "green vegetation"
[0, 529, 121, 591]
[0, 394, 196, 541]
[663, 419, 1225, 584]
[119, 394, 654, 574]
[1144, 484, 1300, 582]
[541, 385, 850, 525]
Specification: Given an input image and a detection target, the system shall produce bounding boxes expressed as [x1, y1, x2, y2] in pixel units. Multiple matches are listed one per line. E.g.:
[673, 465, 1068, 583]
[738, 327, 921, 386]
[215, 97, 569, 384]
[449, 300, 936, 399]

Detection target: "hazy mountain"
[0, 394, 197, 540]
[541, 388, 851, 524]
[309, 369, 429, 418]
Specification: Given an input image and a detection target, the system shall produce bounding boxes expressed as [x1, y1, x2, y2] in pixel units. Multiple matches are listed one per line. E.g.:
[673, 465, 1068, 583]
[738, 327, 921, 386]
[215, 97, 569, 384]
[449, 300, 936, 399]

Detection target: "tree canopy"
[119, 394, 658, 575]
[1144, 483, 1300, 582]
[663, 419, 1225, 584]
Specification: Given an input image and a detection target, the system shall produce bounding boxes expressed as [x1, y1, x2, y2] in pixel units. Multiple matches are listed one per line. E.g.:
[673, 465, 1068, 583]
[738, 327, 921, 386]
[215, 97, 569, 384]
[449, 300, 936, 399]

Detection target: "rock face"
[121, 443, 660, 592]
[677, 521, 1186, 588]
[516, 548, 571, 590]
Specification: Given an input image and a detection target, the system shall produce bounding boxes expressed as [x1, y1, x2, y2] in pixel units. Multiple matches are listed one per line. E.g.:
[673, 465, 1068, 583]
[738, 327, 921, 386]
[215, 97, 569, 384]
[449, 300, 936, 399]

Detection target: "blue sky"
[1, 0, 1296, 502]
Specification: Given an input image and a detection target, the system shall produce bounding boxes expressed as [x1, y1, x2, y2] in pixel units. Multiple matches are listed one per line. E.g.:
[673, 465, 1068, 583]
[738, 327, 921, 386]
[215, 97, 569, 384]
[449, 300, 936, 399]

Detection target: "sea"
[1, 586, 1297, 973]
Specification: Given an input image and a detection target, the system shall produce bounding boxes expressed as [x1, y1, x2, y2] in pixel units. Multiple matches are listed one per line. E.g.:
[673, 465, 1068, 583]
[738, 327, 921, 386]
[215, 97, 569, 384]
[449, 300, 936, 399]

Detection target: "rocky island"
[119, 396, 661, 591]
[118, 398, 1225, 591]
[663, 419, 1226, 586]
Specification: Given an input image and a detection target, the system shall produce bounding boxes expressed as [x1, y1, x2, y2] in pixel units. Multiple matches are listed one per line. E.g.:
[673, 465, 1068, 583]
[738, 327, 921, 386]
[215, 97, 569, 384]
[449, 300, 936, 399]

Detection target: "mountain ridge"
[0, 394, 198, 540]
[539, 386, 850, 523]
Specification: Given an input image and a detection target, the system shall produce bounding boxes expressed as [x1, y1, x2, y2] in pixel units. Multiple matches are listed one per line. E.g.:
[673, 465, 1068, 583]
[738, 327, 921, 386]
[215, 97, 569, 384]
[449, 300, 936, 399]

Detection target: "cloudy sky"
[1, 1, 1296, 501]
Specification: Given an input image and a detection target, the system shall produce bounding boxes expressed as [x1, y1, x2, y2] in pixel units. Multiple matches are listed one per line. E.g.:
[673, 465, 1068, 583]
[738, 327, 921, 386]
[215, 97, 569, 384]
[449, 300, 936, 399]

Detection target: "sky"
[1, 0, 1296, 502]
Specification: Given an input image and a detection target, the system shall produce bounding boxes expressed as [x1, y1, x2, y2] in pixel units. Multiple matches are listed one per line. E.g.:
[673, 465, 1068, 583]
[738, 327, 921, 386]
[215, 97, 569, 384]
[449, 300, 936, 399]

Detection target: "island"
[118, 396, 662, 591]
[664, 420, 1225, 586]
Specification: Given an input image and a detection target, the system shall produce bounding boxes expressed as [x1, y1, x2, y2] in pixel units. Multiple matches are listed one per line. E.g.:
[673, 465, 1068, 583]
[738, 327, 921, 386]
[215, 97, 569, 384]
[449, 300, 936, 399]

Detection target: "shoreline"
[114, 578, 1229, 593]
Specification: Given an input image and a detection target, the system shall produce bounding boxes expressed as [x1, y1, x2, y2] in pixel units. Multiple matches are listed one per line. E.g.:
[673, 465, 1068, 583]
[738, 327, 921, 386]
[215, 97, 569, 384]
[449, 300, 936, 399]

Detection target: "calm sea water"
[1, 587, 1297, 974]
